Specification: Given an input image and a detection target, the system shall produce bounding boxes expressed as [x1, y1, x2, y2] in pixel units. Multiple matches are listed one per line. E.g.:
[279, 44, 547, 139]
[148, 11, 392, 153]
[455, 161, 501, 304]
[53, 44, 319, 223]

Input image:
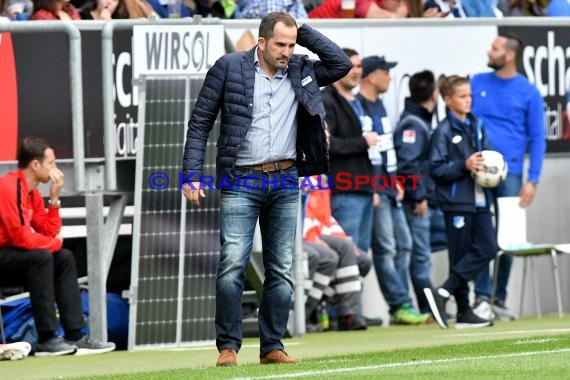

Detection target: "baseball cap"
[361, 55, 398, 78]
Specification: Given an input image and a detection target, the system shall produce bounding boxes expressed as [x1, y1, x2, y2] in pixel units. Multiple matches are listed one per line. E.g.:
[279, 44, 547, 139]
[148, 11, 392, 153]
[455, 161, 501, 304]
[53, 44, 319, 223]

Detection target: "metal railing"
[0, 21, 86, 192]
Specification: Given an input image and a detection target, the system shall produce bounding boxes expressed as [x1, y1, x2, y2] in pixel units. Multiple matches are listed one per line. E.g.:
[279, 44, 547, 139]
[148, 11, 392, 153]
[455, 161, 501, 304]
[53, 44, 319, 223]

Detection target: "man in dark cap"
[361, 55, 398, 78]
[358, 55, 431, 326]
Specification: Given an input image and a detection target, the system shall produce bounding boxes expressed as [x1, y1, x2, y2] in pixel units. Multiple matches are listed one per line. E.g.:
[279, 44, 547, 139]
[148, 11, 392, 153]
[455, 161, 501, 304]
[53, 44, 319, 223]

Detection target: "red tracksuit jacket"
[0, 170, 62, 253]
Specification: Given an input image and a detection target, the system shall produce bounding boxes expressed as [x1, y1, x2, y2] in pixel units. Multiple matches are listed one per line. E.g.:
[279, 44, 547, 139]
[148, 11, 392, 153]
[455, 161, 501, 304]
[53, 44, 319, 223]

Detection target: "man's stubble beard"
[487, 59, 505, 71]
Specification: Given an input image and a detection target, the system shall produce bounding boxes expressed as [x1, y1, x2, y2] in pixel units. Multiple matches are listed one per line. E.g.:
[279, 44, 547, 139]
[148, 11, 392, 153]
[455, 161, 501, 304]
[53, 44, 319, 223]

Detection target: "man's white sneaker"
[0, 342, 32, 361]
[473, 297, 494, 320]
[493, 300, 517, 321]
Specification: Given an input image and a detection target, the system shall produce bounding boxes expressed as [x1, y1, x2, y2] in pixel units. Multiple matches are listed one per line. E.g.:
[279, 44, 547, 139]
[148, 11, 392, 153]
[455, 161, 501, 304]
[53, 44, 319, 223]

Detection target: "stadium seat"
[491, 197, 567, 318]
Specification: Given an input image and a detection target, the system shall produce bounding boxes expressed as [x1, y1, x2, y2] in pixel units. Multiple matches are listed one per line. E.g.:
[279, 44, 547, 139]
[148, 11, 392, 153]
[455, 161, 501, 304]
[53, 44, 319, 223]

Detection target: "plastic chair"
[491, 197, 565, 318]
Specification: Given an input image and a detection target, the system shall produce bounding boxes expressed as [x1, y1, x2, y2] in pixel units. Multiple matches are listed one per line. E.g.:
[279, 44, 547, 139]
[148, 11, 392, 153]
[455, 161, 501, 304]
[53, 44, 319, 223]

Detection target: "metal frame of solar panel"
[129, 75, 220, 349]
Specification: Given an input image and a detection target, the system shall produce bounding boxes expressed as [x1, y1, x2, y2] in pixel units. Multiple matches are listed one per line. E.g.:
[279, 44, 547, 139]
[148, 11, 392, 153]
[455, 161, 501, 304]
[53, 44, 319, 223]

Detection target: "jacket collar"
[17, 169, 30, 194]
[447, 110, 476, 134]
[246, 46, 256, 60]
[324, 85, 361, 123]
[403, 98, 434, 124]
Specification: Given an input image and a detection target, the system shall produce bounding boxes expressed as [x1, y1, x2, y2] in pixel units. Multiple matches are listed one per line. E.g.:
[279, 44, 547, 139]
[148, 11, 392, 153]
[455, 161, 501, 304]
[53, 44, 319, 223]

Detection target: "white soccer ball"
[474, 150, 508, 188]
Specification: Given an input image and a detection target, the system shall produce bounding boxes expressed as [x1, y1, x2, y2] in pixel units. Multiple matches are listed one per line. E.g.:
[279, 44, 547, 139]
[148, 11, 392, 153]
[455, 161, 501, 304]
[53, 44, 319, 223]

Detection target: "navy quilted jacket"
[182, 24, 351, 185]
[429, 112, 492, 212]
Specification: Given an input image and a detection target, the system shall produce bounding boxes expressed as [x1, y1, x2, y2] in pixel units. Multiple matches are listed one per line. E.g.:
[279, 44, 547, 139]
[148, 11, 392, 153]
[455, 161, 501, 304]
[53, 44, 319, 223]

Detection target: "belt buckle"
[262, 162, 277, 172]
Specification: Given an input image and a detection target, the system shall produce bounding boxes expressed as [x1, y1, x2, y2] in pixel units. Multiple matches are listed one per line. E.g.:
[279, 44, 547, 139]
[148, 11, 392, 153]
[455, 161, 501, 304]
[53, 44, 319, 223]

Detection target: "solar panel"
[130, 76, 220, 349]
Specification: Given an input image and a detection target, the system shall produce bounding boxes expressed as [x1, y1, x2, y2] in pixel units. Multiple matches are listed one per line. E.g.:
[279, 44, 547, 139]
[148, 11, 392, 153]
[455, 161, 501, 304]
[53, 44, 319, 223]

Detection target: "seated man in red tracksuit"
[0, 137, 115, 356]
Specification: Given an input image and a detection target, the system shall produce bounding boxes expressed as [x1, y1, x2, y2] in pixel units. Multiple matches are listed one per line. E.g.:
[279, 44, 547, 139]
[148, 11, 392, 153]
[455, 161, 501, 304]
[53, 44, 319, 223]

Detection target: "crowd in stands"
[0, 0, 227, 21]
[1, 0, 570, 22]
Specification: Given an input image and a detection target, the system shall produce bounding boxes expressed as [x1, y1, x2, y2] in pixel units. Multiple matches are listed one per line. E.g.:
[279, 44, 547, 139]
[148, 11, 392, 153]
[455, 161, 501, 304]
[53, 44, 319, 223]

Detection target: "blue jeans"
[403, 203, 433, 313]
[216, 167, 298, 357]
[473, 173, 522, 301]
[331, 192, 373, 254]
[371, 194, 412, 313]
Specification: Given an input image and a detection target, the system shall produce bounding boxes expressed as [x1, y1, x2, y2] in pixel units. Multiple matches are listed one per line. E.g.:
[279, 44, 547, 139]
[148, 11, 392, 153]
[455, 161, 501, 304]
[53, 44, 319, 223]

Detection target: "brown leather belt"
[246, 159, 295, 173]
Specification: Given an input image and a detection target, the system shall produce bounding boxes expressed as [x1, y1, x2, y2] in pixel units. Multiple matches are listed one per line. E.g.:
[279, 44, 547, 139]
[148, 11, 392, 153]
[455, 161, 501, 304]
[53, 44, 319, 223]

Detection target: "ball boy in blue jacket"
[424, 75, 497, 329]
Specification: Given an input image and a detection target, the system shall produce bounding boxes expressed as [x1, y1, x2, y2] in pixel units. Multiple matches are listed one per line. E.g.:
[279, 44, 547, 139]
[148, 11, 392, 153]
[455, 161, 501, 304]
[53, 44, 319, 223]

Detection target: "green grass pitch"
[3, 316, 570, 379]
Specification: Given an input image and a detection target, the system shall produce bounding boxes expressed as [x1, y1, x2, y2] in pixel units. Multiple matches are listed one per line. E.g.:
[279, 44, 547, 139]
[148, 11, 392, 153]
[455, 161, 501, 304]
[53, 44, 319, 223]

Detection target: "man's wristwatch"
[48, 199, 61, 207]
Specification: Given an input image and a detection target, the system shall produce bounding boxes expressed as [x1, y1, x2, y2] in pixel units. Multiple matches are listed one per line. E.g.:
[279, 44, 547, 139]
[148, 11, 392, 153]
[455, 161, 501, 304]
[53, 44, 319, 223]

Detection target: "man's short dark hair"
[342, 48, 358, 58]
[499, 32, 523, 58]
[258, 12, 297, 41]
[17, 137, 51, 169]
[409, 70, 436, 104]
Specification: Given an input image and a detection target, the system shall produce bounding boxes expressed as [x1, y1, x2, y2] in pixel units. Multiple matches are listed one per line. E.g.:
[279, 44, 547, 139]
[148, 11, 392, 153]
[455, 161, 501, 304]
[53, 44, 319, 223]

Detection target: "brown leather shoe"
[260, 350, 300, 364]
[216, 348, 237, 367]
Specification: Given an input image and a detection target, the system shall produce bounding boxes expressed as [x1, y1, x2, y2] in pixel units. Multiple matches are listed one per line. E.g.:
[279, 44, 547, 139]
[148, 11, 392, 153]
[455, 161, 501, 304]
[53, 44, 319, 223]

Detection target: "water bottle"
[318, 301, 329, 330]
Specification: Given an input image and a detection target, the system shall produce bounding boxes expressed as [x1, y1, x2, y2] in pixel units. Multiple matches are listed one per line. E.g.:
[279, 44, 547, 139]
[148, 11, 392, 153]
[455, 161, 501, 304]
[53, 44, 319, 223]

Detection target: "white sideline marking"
[441, 328, 570, 338]
[514, 338, 560, 345]
[231, 348, 570, 380]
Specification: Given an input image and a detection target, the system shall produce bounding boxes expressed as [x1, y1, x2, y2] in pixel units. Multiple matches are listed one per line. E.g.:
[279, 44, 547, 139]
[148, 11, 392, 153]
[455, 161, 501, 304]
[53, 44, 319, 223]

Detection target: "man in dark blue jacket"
[182, 12, 351, 366]
[393, 70, 438, 315]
